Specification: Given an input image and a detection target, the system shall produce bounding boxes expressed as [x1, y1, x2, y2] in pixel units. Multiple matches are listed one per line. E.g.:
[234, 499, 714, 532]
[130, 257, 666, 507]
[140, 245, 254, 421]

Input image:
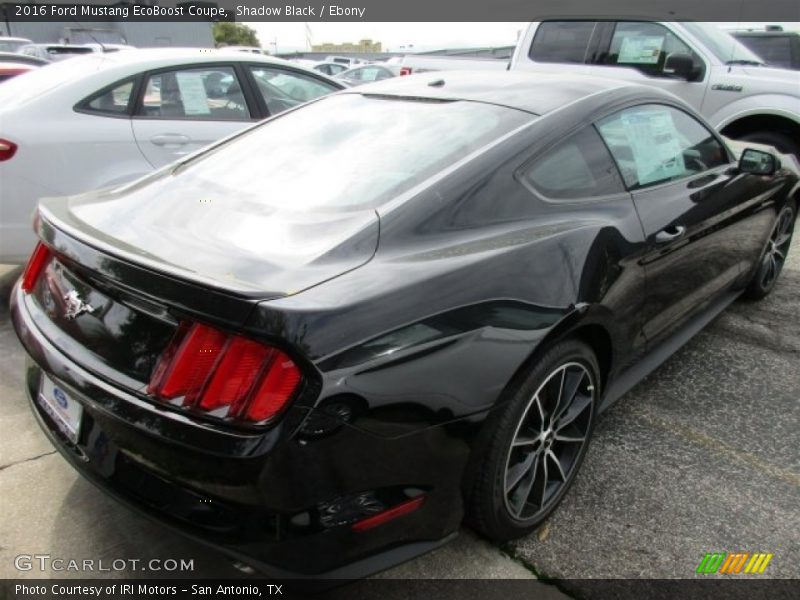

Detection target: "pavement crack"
[0, 450, 56, 472]
[499, 542, 579, 598]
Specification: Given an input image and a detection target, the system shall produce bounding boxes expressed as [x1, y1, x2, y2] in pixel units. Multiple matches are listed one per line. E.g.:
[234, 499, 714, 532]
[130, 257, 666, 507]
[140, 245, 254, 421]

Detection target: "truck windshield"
[684, 23, 765, 65]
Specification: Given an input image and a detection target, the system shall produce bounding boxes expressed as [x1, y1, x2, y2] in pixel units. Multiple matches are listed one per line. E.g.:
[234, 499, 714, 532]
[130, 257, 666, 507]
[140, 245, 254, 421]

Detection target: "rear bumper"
[10, 283, 466, 578]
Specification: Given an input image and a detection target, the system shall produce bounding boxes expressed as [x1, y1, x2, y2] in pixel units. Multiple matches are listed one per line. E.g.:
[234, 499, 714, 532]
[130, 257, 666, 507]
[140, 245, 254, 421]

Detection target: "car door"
[592, 22, 709, 111]
[596, 103, 771, 346]
[131, 64, 256, 168]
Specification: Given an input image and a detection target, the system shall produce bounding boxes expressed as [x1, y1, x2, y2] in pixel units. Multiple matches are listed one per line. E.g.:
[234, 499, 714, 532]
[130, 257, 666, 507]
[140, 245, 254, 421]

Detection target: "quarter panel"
[246, 123, 648, 435]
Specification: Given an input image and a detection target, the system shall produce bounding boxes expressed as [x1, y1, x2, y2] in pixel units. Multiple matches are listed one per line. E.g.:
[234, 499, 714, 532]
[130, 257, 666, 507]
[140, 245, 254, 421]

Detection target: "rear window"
[0, 54, 108, 111]
[48, 46, 94, 59]
[176, 93, 533, 211]
[530, 22, 599, 64]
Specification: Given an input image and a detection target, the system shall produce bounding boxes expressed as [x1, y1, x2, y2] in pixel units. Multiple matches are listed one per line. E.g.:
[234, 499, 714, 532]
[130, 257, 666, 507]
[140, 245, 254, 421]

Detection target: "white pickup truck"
[510, 21, 800, 159]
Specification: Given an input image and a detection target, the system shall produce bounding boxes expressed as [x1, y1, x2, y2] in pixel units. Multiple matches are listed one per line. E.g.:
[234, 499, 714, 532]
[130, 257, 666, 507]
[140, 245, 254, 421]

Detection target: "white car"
[0, 49, 343, 263]
[0, 36, 32, 53]
[311, 61, 350, 77]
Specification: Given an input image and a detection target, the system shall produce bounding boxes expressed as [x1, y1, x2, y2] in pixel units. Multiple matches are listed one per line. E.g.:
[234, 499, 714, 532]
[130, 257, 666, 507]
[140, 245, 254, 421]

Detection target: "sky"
[247, 22, 526, 53]
[247, 22, 800, 54]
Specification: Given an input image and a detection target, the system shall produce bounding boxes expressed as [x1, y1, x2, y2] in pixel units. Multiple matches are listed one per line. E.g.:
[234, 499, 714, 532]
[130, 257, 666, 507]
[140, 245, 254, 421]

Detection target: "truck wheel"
[738, 131, 800, 161]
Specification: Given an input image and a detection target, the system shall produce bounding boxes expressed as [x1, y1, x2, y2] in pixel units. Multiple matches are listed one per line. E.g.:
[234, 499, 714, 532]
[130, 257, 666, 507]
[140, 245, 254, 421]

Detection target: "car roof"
[345, 71, 645, 115]
[733, 31, 800, 37]
[22, 43, 90, 49]
[83, 47, 312, 70]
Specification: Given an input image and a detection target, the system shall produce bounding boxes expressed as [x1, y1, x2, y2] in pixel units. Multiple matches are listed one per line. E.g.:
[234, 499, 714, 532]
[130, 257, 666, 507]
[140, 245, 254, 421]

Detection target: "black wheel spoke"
[538, 453, 549, 507]
[512, 433, 540, 447]
[547, 449, 567, 481]
[505, 450, 536, 494]
[554, 431, 585, 443]
[509, 452, 539, 517]
[553, 368, 586, 424]
[555, 393, 592, 430]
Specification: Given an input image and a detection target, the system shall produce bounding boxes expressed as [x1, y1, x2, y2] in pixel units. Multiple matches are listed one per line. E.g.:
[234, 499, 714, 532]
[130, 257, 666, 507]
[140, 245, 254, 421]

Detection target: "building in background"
[312, 39, 382, 53]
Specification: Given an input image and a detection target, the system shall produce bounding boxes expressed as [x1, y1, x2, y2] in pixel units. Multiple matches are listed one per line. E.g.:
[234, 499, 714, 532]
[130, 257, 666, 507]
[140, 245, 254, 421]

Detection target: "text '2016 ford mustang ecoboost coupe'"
[11, 72, 798, 578]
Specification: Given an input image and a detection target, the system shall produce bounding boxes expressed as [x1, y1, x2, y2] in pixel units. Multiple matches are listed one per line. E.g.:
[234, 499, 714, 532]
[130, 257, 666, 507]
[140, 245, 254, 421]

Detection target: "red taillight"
[399, 67, 412, 76]
[21, 242, 52, 292]
[351, 496, 425, 532]
[148, 322, 302, 424]
[0, 138, 17, 161]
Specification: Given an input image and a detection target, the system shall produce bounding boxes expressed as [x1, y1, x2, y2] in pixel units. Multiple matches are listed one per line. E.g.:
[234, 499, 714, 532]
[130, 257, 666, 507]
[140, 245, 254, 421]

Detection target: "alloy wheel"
[503, 362, 596, 521]
[760, 207, 794, 289]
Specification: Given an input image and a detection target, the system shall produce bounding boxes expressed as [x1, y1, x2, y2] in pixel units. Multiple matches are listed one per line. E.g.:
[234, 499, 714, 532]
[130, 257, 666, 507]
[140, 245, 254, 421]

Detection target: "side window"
[80, 80, 134, 115]
[136, 67, 250, 120]
[596, 104, 729, 190]
[600, 22, 700, 78]
[248, 67, 338, 115]
[523, 127, 626, 199]
[530, 21, 599, 64]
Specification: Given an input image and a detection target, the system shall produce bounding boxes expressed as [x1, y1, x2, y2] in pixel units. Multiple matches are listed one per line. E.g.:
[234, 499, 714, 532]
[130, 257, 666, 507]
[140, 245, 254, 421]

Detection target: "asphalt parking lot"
[0, 236, 797, 593]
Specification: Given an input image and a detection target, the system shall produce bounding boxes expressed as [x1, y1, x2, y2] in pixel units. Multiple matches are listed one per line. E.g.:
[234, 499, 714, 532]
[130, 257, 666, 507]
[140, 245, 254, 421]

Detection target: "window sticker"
[618, 35, 664, 64]
[620, 108, 685, 185]
[175, 72, 211, 116]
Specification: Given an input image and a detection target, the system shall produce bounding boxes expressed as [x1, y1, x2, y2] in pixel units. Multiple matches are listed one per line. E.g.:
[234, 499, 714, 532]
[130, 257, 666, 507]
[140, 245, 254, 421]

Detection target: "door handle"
[150, 134, 191, 146]
[655, 225, 686, 244]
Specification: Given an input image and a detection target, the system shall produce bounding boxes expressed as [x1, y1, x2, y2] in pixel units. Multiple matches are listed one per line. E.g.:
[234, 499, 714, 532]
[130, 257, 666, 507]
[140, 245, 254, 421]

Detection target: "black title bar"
[2, 0, 800, 22]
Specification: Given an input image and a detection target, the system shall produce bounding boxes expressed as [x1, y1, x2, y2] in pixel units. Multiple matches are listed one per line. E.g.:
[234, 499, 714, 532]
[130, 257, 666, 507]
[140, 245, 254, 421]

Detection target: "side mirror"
[739, 148, 779, 175]
[664, 53, 699, 81]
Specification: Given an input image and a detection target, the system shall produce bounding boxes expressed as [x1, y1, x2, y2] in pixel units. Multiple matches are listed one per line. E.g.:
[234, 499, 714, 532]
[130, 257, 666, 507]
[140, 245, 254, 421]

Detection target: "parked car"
[0, 51, 47, 67]
[311, 61, 349, 76]
[389, 52, 509, 75]
[223, 45, 267, 55]
[0, 36, 32, 53]
[82, 43, 137, 54]
[335, 63, 402, 86]
[0, 49, 344, 263]
[11, 72, 797, 578]
[325, 55, 365, 68]
[0, 62, 36, 83]
[18, 43, 95, 62]
[511, 21, 800, 160]
[732, 29, 800, 70]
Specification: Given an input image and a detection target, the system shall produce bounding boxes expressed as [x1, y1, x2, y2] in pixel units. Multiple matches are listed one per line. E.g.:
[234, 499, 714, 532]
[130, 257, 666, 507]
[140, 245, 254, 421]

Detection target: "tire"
[744, 203, 795, 300]
[737, 131, 800, 161]
[467, 339, 600, 541]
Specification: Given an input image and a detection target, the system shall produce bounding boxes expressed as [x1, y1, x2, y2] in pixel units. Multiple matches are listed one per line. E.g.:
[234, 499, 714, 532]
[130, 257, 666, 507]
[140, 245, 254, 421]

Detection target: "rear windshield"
[176, 93, 532, 211]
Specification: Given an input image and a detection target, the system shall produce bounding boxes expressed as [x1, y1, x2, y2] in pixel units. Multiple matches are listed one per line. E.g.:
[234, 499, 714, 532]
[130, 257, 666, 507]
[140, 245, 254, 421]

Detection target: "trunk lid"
[38, 169, 379, 299]
[27, 249, 177, 386]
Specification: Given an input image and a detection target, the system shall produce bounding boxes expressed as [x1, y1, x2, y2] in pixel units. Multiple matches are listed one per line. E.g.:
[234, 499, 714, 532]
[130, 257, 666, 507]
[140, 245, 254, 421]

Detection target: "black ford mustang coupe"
[11, 72, 798, 578]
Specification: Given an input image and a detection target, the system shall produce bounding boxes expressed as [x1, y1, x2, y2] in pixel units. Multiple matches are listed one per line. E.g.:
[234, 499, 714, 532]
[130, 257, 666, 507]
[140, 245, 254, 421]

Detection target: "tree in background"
[213, 23, 261, 48]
